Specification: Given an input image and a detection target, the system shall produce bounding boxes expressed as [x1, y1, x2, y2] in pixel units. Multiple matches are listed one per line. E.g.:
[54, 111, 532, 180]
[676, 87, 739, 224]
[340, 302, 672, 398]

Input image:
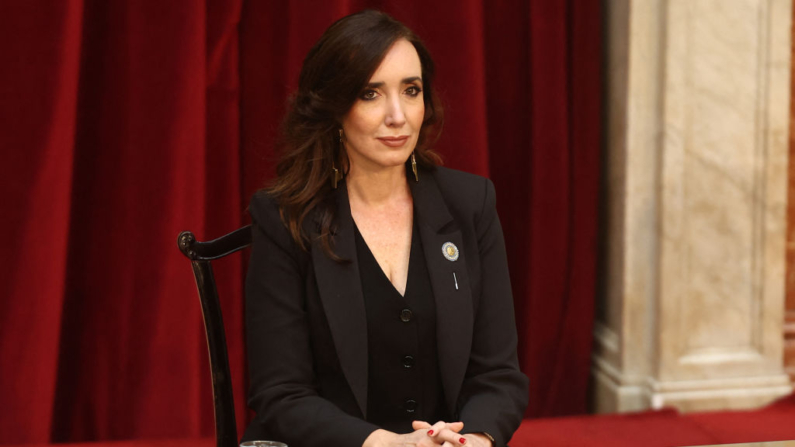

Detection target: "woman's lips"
[377, 136, 410, 147]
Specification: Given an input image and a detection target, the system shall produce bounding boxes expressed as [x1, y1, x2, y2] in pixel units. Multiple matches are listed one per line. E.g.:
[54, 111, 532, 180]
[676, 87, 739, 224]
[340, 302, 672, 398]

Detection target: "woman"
[244, 10, 528, 447]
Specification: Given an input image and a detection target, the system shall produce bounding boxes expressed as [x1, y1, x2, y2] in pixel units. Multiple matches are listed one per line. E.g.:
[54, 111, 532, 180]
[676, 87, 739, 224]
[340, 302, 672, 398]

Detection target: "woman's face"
[341, 39, 425, 175]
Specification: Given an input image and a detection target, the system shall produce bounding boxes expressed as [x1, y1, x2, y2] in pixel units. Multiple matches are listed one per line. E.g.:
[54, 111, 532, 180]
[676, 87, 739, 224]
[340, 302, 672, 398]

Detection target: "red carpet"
[511, 393, 795, 447]
[5, 395, 794, 447]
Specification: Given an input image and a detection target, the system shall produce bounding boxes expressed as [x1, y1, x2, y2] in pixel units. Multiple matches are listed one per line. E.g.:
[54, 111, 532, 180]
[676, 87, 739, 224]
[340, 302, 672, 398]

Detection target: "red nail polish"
[460, 438, 467, 445]
[427, 430, 434, 436]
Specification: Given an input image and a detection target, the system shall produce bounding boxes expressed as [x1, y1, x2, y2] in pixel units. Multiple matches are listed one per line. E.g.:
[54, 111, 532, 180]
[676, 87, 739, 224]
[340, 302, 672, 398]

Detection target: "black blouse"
[354, 219, 450, 434]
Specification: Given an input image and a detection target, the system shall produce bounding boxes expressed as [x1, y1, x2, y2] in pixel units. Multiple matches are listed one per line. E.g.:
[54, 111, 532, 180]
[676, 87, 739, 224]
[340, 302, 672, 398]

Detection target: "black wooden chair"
[177, 225, 252, 447]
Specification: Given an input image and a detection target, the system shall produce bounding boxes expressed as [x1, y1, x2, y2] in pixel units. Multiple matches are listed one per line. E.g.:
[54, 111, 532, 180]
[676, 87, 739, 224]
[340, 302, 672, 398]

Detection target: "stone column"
[595, 0, 793, 413]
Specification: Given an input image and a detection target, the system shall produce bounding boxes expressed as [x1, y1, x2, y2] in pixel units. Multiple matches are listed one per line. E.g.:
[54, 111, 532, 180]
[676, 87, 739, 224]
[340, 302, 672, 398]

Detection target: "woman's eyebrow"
[365, 77, 423, 89]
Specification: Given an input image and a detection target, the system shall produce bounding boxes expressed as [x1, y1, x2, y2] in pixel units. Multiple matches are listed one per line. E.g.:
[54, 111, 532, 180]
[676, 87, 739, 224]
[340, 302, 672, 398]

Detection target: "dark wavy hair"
[267, 10, 444, 259]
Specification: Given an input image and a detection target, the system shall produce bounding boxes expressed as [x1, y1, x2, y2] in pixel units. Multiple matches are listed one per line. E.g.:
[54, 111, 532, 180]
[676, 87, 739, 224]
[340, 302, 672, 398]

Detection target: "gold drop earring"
[411, 152, 418, 182]
[332, 129, 344, 189]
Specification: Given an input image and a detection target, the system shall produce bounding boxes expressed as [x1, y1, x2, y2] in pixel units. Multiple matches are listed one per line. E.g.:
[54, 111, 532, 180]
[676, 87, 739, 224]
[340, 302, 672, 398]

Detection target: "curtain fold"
[0, 1, 600, 442]
[0, 1, 83, 441]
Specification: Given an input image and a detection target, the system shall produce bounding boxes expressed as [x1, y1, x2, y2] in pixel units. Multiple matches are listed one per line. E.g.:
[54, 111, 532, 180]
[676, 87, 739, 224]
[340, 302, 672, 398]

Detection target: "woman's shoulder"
[248, 190, 281, 226]
[248, 190, 297, 249]
[428, 166, 496, 214]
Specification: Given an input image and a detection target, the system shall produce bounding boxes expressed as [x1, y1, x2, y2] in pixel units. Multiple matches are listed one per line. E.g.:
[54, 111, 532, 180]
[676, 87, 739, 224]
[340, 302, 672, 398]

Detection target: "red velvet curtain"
[0, 1, 600, 442]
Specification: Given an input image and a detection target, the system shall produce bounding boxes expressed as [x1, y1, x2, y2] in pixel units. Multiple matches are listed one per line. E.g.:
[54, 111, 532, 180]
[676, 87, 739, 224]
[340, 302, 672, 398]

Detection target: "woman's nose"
[384, 96, 406, 127]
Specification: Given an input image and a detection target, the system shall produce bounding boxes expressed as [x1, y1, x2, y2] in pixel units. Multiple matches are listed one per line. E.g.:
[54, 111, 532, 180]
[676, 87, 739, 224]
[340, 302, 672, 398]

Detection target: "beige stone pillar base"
[594, 351, 792, 413]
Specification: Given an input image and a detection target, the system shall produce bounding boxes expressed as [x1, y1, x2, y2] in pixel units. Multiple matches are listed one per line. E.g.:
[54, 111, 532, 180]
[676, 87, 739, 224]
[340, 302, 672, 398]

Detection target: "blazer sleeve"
[245, 193, 379, 447]
[457, 179, 529, 447]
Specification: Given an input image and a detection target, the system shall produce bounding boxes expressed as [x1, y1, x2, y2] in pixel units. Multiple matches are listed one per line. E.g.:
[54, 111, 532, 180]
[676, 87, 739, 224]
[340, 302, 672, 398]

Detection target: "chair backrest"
[177, 225, 252, 447]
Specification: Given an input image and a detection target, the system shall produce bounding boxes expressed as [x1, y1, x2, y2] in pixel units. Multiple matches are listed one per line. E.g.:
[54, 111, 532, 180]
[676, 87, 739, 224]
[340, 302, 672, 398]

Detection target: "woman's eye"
[405, 86, 422, 97]
[360, 90, 378, 100]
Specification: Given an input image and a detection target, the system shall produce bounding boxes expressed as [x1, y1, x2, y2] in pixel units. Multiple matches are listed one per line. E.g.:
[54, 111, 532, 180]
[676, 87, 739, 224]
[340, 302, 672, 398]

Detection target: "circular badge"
[441, 242, 459, 261]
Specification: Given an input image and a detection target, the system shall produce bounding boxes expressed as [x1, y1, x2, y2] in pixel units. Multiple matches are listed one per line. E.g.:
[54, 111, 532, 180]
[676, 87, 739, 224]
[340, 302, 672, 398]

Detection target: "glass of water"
[240, 442, 287, 447]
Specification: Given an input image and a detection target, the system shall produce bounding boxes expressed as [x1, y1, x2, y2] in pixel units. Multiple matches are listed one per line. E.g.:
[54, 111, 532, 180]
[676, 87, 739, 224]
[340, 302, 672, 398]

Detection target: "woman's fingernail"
[427, 430, 434, 436]
[459, 438, 467, 445]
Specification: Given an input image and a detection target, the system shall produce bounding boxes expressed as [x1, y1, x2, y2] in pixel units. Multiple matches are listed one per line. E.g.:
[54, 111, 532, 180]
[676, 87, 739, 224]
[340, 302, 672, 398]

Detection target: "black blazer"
[243, 166, 528, 447]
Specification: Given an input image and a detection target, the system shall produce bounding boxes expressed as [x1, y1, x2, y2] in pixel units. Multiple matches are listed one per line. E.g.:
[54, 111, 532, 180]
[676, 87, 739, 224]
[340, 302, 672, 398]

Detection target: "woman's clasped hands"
[412, 421, 493, 447]
[363, 421, 493, 447]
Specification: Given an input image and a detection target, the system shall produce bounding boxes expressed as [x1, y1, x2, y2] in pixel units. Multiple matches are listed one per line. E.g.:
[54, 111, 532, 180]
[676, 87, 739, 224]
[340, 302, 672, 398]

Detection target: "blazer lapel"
[409, 172, 474, 416]
[309, 183, 370, 417]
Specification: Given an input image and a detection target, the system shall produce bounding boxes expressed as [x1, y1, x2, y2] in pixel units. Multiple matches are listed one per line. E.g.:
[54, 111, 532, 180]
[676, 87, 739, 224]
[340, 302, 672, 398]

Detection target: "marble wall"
[595, 0, 793, 413]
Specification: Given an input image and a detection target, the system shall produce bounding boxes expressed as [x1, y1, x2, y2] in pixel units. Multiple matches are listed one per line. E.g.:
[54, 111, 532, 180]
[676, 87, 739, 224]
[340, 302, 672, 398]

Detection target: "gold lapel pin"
[442, 242, 459, 261]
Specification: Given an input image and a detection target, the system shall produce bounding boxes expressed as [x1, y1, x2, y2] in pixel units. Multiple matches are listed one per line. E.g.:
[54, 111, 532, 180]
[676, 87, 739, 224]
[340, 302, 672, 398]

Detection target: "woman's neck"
[346, 164, 411, 207]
